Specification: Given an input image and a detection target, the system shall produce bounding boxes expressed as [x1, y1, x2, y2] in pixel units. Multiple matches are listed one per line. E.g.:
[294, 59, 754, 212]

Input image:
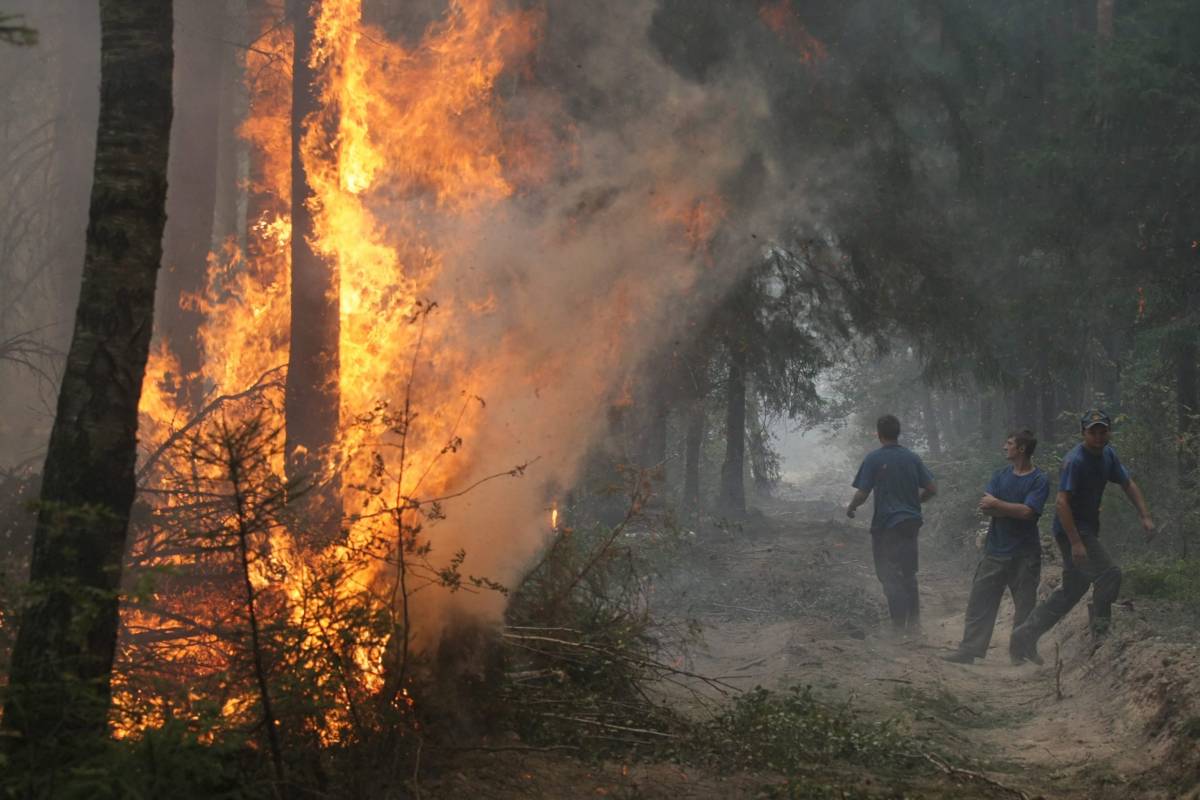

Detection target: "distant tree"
[2, 0, 173, 759]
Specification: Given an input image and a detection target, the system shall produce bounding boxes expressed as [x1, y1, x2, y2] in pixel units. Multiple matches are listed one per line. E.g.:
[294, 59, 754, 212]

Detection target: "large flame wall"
[136, 0, 794, 705]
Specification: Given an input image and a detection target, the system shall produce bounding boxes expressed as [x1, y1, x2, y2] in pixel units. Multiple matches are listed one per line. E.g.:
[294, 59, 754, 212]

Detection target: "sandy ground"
[657, 489, 1200, 799]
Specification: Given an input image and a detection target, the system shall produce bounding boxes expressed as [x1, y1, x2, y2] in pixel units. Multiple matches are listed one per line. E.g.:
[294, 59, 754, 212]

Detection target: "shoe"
[1009, 629, 1044, 666]
[942, 650, 975, 665]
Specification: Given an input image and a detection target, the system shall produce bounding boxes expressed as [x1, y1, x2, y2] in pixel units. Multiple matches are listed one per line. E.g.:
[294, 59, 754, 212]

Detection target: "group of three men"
[846, 410, 1154, 664]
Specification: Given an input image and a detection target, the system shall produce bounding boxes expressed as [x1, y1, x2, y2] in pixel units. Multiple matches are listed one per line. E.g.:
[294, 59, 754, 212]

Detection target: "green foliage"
[1124, 559, 1200, 606]
[0, 721, 269, 800]
[685, 685, 909, 774]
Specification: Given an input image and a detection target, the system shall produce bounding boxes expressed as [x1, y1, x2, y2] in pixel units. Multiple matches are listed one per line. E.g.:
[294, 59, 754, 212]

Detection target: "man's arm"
[846, 488, 870, 518]
[979, 494, 1036, 520]
[1121, 479, 1155, 538]
[1056, 490, 1088, 563]
[919, 482, 937, 503]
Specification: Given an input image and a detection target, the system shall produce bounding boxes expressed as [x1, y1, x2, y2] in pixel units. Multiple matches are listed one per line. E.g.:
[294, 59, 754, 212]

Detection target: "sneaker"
[942, 650, 975, 665]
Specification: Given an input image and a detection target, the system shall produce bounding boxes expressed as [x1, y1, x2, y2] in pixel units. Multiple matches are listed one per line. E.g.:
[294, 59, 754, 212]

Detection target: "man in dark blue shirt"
[1010, 410, 1155, 664]
[944, 429, 1049, 664]
[847, 414, 937, 633]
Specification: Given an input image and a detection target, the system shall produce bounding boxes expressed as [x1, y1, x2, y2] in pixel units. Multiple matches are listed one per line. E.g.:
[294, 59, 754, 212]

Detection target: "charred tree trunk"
[3, 0, 173, 750]
[158, 0, 224, 390]
[718, 341, 746, 516]
[50, 0, 100, 334]
[285, 0, 341, 536]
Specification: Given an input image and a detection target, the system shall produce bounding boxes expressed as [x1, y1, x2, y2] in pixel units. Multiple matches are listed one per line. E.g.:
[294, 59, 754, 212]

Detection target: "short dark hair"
[877, 414, 901, 440]
[1008, 428, 1037, 457]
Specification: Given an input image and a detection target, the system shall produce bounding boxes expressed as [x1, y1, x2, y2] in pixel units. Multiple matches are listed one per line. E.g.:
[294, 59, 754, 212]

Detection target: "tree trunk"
[1039, 378, 1057, 444]
[746, 390, 773, 497]
[1014, 375, 1038, 427]
[1096, 0, 1114, 40]
[285, 0, 341, 536]
[921, 386, 941, 456]
[1177, 328, 1198, 491]
[718, 342, 746, 515]
[3, 0, 173, 748]
[158, 0, 224, 390]
[50, 0, 100, 338]
[683, 398, 704, 511]
[979, 393, 993, 446]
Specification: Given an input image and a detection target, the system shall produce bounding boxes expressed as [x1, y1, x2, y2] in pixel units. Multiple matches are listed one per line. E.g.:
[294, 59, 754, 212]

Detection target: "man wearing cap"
[1009, 410, 1154, 664]
[944, 429, 1049, 665]
[846, 414, 937, 634]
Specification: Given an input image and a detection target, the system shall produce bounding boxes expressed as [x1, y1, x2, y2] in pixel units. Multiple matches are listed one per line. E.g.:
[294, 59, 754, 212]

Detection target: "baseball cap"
[1080, 409, 1111, 430]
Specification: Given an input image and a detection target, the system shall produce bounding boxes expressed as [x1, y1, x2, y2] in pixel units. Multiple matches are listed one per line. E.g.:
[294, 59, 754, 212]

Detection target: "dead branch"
[501, 631, 735, 695]
[920, 752, 1032, 800]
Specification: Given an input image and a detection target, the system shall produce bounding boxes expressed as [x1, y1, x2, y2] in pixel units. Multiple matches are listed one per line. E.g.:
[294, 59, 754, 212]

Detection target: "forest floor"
[419, 486, 1200, 799]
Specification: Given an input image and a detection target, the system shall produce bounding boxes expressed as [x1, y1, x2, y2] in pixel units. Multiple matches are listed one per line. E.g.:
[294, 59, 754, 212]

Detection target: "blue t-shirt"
[852, 444, 934, 531]
[1052, 443, 1131, 537]
[984, 465, 1049, 556]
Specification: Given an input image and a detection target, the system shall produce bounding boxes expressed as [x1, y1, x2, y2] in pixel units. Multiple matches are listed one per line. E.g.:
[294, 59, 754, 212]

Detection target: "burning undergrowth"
[122, 0, 804, 755]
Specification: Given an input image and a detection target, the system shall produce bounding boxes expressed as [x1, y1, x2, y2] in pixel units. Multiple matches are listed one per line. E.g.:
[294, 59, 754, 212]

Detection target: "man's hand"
[846, 506, 856, 519]
[978, 493, 1000, 515]
[1141, 515, 1156, 540]
[1070, 540, 1088, 565]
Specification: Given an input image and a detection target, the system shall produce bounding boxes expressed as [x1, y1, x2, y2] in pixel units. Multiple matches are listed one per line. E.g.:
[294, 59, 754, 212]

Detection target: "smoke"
[373, 0, 814, 642]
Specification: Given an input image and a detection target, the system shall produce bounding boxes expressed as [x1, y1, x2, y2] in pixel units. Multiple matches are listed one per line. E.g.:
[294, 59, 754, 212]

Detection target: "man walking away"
[1010, 410, 1154, 664]
[847, 414, 937, 634]
[944, 430, 1049, 664]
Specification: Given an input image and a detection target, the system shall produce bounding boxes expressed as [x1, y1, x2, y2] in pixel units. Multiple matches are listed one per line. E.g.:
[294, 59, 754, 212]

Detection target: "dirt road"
[660, 491, 1200, 799]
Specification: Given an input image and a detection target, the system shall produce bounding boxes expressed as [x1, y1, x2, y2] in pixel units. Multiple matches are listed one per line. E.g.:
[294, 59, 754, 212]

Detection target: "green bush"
[1124, 559, 1200, 605]
[686, 685, 908, 774]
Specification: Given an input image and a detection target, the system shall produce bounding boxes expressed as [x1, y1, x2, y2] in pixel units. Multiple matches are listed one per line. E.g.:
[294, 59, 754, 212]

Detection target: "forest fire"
[123, 0, 733, 743]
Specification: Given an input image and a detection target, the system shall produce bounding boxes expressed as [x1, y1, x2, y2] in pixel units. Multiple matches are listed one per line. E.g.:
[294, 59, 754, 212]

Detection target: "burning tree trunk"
[158, 0, 224, 390]
[718, 338, 746, 515]
[285, 0, 341, 536]
[3, 0, 173, 749]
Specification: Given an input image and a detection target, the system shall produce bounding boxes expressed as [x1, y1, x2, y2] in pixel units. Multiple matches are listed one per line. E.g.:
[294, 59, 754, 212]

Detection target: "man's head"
[1004, 429, 1037, 462]
[877, 414, 901, 443]
[1080, 409, 1111, 452]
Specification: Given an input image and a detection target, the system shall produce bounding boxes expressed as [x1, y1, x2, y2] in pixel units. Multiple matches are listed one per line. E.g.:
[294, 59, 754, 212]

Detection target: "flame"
[125, 0, 737, 744]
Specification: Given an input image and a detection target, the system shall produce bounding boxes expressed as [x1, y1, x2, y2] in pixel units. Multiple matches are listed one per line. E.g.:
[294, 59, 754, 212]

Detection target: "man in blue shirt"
[944, 429, 1049, 664]
[1009, 410, 1155, 664]
[847, 414, 937, 633]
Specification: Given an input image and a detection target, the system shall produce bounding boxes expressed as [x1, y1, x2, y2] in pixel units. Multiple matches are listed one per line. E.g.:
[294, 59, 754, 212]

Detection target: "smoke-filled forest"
[1, 0, 1199, 797]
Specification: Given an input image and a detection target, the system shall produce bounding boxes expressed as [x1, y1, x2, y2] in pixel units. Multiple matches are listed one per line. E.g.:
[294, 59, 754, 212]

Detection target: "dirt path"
[657, 490, 1200, 799]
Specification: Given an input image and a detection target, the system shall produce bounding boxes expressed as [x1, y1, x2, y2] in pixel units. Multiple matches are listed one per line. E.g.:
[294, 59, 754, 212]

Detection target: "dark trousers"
[871, 520, 921, 629]
[958, 551, 1041, 658]
[1015, 531, 1121, 643]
